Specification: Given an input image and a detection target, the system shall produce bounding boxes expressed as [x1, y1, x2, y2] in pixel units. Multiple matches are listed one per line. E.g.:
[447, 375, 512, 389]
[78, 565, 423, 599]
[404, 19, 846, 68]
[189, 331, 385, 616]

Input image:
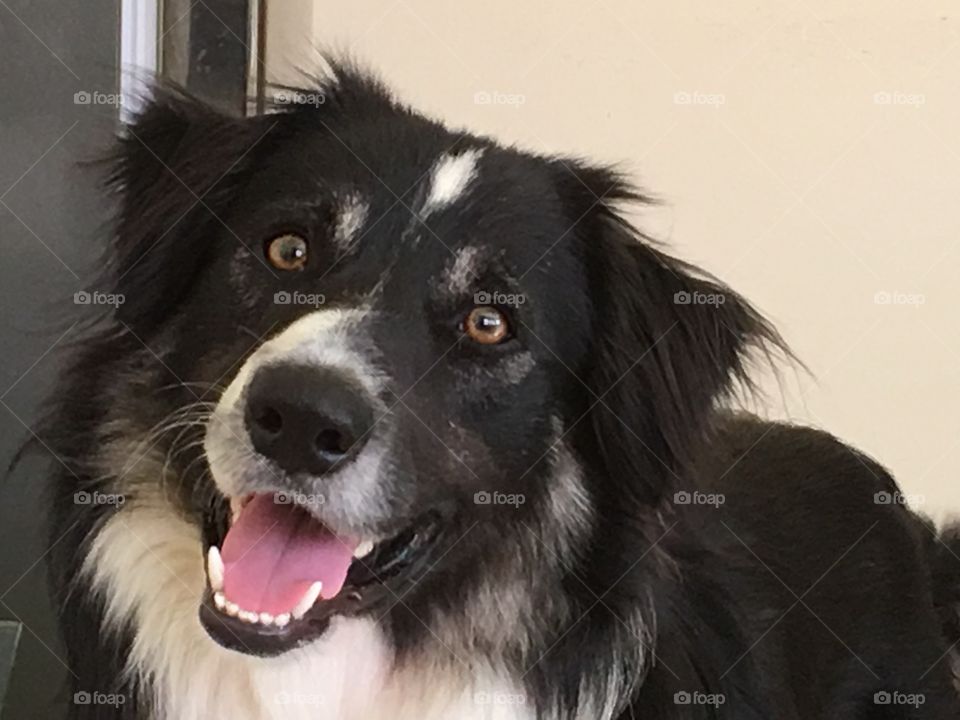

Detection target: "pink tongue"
[220, 494, 358, 616]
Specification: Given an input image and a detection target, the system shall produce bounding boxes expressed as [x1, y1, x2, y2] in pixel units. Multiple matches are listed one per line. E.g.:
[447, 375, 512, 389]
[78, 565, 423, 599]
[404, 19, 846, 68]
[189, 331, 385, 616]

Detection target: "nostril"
[315, 428, 353, 458]
[254, 406, 283, 436]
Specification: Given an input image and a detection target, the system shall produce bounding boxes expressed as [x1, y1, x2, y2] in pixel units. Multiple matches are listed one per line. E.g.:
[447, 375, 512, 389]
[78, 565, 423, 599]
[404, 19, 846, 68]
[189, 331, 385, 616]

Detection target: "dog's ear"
[557, 162, 784, 503]
[102, 90, 272, 331]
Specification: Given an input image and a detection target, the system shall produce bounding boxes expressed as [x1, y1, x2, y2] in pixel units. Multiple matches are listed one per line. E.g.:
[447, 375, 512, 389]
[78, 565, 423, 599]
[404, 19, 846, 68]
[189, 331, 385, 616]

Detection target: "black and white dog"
[40, 59, 960, 719]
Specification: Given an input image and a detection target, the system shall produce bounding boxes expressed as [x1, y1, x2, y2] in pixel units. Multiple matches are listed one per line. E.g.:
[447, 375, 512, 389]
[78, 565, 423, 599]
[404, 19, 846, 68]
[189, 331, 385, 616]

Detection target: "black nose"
[244, 364, 375, 476]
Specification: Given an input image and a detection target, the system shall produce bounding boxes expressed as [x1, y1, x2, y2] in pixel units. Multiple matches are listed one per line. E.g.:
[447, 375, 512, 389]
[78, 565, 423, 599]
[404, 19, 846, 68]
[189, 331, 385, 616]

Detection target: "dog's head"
[86, 61, 779, 657]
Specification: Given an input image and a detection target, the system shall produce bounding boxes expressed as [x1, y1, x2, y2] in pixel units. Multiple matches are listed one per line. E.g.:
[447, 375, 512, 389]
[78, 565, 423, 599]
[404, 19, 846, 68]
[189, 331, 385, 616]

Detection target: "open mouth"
[198, 492, 439, 655]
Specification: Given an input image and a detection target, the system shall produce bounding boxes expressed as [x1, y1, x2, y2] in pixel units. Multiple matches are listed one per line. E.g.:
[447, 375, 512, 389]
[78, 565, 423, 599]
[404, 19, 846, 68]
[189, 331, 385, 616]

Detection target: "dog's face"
[198, 126, 595, 542]
[94, 64, 771, 657]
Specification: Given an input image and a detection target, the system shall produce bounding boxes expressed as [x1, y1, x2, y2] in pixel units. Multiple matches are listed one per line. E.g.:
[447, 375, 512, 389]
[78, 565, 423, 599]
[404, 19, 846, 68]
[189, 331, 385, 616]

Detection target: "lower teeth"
[212, 591, 305, 628]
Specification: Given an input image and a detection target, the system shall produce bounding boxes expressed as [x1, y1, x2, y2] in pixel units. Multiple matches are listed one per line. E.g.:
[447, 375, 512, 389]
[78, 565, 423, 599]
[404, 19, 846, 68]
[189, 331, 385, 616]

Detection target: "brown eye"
[463, 306, 510, 345]
[265, 233, 308, 271]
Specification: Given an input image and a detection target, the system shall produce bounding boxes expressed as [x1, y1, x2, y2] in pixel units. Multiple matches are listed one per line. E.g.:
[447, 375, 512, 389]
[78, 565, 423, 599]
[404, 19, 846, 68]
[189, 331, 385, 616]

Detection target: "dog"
[37, 58, 960, 719]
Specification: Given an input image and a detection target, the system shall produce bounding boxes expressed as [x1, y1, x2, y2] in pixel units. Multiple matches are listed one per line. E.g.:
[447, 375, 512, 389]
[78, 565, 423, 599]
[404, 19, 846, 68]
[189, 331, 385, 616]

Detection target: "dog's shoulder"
[695, 411, 930, 594]
[701, 412, 899, 500]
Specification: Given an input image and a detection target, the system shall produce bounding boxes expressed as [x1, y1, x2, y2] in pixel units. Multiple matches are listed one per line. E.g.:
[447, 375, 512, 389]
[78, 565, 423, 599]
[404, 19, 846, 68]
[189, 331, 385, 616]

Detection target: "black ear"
[558, 162, 785, 503]
[102, 89, 273, 331]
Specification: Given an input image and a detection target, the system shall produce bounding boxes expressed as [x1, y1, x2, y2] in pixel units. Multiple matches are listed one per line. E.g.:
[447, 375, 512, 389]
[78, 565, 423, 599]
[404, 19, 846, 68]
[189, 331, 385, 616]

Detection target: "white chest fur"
[83, 504, 533, 720]
[159, 616, 532, 720]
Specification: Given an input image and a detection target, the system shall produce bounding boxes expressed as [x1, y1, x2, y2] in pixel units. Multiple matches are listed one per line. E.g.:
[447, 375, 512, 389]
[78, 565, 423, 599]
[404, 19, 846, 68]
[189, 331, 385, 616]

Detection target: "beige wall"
[267, 1, 960, 517]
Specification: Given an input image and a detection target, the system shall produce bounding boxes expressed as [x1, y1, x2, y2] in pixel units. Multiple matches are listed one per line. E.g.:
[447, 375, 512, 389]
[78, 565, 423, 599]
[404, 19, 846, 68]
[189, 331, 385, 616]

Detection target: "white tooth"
[241, 610, 259, 623]
[214, 592, 226, 610]
[274, 613, 291, 628]
[225, 601, 239, 616]
[259, 612, 274, 625]
[291, 581, 323, 620]
[207, 547, 224, 591]
[353, 541, 375, 559]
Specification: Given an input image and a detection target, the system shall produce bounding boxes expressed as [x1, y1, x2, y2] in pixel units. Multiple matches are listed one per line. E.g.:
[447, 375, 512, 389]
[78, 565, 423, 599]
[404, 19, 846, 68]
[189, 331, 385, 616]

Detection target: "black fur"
[31, 59, 960, 719]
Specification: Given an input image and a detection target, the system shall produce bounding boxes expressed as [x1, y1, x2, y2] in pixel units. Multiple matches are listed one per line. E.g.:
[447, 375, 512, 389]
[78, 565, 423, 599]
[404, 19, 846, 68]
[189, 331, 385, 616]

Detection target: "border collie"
[37, 58, 960, 719]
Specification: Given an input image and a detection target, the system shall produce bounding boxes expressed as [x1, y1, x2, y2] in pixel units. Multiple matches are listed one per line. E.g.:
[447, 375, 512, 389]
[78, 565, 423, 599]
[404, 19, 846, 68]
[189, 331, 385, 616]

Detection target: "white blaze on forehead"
[333, 191, 369, 254]
[422, 148, 484, 215]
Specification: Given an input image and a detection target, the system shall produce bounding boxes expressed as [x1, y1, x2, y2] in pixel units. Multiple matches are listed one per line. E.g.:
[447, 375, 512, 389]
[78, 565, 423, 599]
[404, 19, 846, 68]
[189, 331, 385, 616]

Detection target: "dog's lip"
[198, 496, 442, 652]
[198, 588, 337, 657]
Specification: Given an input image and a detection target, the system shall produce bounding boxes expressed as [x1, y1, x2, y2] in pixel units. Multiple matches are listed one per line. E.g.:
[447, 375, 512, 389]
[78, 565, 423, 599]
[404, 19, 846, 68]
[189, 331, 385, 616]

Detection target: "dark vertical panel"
[0, 1, 120, 718]
[0, 1, 260, 716]
[162, 0, 257, 115]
